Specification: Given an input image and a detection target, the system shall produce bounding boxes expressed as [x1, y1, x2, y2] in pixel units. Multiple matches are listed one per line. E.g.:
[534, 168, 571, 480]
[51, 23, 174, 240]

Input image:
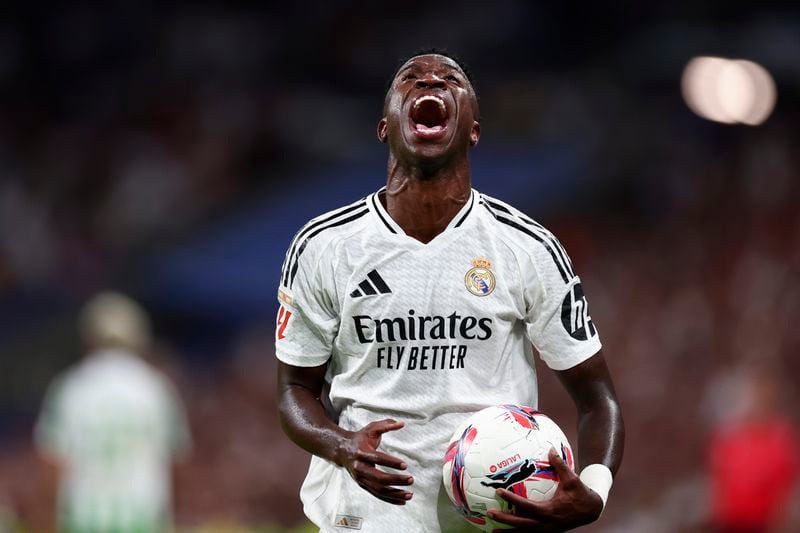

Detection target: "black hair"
[383, 47, 479, 117]
[391, 47, 476, 87]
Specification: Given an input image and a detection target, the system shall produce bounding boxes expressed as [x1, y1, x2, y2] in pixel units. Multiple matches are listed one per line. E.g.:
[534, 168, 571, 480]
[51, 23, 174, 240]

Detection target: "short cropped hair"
[384, 48, 479, 117]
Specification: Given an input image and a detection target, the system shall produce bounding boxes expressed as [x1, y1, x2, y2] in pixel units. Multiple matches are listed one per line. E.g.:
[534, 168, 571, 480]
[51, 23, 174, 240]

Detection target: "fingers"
[547, 447, 575, 480]
[350, 419, 411, 505]
[352, 460, 414, 505]
[488, 508, 542, 528]
[355, 475, 411, 504]
[547, 447, 561, 465]
[356, 462, 414, 487]
[495, 488, 549, 518]
[357, 449, 408, 470]
[352, 419, 411, 504]
[355, 476, 413, 505]
[370, 486, 414, 505]
[364, 418, 405, 436]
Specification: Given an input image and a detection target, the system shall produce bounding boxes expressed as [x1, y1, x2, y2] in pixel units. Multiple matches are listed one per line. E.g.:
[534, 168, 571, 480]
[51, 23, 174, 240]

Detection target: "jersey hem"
[276, 349, 331, 367]
[541, 340, 602, 371]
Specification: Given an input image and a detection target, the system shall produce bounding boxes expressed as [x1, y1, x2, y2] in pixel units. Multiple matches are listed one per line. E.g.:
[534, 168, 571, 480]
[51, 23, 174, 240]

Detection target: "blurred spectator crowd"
[1, 115, 797, 532]
[0, 2, 799, 531]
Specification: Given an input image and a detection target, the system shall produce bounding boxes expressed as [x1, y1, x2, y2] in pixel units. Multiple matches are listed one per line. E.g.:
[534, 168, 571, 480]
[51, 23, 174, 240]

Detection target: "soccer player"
[276, 50, 624, 532]
[36, 292, 191, 533]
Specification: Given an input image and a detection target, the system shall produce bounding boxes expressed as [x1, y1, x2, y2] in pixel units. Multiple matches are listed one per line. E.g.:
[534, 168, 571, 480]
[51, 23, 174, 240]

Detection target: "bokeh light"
[681, 56, 777, 125]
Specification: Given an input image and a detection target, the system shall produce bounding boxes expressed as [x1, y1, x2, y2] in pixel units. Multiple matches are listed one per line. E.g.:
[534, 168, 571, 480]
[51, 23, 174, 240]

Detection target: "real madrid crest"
[465, 257, 496, 296]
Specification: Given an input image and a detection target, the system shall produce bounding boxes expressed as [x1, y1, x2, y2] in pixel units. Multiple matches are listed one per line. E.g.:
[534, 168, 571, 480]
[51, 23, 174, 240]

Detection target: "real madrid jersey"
[275, 188, 601, 533]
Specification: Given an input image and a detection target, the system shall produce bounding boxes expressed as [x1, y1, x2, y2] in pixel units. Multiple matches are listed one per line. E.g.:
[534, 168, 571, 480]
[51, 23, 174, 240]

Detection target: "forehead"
[394, 54, 465, 78]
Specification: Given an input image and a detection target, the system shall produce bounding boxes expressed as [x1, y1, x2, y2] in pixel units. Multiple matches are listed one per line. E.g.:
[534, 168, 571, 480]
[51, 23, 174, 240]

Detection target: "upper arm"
[277, 360, 328, 398]
[275, 229, 340, 368]
[520, 230, 601, 371]
[554, 350, 619, 412]
[277, 360, 337, 424]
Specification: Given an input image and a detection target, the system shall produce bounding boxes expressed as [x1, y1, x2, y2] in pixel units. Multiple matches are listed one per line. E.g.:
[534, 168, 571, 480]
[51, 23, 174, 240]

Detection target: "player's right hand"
[338, 418, 414, 505]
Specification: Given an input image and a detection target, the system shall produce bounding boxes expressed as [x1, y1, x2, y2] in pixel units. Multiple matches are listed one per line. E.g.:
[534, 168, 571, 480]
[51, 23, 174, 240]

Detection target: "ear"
[469, 121, 480, 147]
[377, 118, 388, 144]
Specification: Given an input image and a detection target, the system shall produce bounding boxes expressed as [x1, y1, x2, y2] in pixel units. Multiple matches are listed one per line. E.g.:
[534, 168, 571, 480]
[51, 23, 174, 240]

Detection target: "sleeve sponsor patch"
[560, 282, 597, 341]
[278, 289, 293, 306]
[276, 306, 292, 340]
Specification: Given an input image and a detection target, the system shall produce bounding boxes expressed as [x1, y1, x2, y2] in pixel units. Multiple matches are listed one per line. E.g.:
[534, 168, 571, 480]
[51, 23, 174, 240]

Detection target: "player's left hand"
[488, 448, 603, 532]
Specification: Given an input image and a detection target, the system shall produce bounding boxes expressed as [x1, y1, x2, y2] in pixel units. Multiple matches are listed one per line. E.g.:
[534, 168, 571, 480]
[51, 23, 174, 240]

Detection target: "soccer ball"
[442, 405, 574, 531]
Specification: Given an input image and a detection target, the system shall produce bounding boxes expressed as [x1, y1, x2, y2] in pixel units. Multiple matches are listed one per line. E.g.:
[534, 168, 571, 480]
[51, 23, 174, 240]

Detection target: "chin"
[406, 145, 461, 172]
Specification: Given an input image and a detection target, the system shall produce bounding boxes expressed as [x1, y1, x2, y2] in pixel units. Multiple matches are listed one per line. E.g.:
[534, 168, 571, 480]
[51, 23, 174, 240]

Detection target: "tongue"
[411, 99, 447, 128]
[416, 124, 444, 134]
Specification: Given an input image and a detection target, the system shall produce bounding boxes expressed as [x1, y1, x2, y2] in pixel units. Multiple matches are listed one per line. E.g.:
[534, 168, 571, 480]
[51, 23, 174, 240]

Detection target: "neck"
[383, 153, 472, 243]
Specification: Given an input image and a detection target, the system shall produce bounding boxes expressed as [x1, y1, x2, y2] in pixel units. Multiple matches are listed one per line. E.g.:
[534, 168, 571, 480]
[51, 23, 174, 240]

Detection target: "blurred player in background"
[707, 365, 799, 533]
[35, 292, 191, 533]
[277, 50, 624, 532]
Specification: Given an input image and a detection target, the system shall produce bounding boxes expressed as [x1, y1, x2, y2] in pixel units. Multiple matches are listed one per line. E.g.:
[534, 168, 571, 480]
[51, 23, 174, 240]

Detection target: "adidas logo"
[334, 514, 363, 529]
[350, 269, 392, 298]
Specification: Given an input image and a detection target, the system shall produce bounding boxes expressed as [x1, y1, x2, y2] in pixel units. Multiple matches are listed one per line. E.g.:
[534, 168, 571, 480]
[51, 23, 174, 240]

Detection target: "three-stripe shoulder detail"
[480, 195, 575, 284]
[281, 200, 369, 288]
[370, 193, 397, 234]
[453, 191, 475, 228]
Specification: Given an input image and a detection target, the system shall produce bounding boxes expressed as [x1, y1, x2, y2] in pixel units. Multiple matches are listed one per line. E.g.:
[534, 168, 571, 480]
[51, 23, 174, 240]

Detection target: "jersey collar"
[369, 187, 477, 237]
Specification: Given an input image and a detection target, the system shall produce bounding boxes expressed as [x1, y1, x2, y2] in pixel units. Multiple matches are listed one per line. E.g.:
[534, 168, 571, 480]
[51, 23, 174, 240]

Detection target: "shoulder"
[42, 362, 86, 413]
[477, 192, 576, 283]
[292, 195, 372, 248]
[55, 361, 88, 393]
[281, 195, 371, 287]
[478, 192, 551, 237]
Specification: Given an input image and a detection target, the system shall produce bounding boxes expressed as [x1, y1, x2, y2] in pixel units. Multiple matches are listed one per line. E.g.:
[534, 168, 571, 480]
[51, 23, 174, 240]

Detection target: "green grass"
[3, 521, 318, 533]
[181, 522, 317, 533]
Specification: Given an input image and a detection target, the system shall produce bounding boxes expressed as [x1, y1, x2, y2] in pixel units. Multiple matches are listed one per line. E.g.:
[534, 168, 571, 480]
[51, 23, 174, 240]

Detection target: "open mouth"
[410, 95, 449, 139]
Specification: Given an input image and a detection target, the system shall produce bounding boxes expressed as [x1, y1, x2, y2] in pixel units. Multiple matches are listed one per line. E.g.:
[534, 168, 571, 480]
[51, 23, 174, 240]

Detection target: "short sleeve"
[161, 379, 192, 460]
[522, 239, 602, 371]
[275, 238, 339, 367]
[34, 377, 67, 461]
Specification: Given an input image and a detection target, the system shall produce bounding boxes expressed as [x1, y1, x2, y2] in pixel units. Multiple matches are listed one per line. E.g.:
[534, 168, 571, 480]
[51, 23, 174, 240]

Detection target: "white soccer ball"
[442, 404, 574, 531]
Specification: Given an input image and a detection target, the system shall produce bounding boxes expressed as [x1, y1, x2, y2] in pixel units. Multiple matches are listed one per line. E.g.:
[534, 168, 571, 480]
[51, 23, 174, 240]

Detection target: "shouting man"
[276, 50, 624, 532]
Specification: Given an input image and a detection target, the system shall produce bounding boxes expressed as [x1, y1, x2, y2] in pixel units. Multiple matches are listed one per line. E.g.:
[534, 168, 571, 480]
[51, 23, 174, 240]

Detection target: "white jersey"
[275, 188, 601, 533]
[35, 349, 191, 533]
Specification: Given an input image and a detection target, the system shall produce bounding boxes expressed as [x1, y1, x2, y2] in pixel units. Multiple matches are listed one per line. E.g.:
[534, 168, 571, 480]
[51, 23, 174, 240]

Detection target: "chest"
[333, 232, 525, 330]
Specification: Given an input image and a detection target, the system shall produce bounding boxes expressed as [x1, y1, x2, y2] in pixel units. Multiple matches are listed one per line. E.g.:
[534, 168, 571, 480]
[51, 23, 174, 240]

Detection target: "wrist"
[331, 429, 357, 467]
[579, 464, 613, 512]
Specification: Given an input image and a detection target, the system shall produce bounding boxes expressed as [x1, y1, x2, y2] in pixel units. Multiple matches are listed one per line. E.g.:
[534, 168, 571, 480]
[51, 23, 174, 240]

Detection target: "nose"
[415, 73, 446, 90]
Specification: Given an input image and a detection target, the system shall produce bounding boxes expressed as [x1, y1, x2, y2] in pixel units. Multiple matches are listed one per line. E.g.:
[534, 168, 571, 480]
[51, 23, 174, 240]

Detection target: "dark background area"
[1, 1, 799, 531]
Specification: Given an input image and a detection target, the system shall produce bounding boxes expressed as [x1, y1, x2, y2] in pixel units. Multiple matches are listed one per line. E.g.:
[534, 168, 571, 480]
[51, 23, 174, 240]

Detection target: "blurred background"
[1, 1, 799, 531]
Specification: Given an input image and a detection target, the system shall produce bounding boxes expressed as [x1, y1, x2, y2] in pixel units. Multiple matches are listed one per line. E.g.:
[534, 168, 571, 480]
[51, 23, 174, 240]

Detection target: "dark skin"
[377, 54, 480, 243]
[488, 352, 624, 532]
[277, 54, 625, 531]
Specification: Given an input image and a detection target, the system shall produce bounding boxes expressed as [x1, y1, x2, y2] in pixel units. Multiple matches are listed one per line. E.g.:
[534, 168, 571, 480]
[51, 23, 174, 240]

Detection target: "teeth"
[413, 95, 446, 115]
[416, 125, 444, 134]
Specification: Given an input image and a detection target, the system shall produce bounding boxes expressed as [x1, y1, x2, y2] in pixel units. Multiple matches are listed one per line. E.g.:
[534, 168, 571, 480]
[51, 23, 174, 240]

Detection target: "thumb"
[548, 447, 574, 480]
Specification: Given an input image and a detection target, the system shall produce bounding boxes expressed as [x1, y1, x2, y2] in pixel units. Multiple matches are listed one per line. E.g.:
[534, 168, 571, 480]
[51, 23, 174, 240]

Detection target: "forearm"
[277, 361, 412, 504]
[575, 397, 624, 475]
[278, 383, 353, 466]
[556, 351, 625, 476]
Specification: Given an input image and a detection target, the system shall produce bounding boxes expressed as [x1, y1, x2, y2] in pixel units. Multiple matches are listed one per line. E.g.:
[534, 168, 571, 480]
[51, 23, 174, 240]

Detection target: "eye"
[445, 74, 460, 84]
[402, 73, 417, 81]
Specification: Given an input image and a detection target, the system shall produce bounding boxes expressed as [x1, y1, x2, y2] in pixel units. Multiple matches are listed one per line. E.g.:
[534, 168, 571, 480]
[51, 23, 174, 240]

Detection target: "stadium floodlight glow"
[716, 60, 755, 123]
[735, 60, 777, 125]
[681, 56, 777, 126]
[682, 57, 736, 124]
